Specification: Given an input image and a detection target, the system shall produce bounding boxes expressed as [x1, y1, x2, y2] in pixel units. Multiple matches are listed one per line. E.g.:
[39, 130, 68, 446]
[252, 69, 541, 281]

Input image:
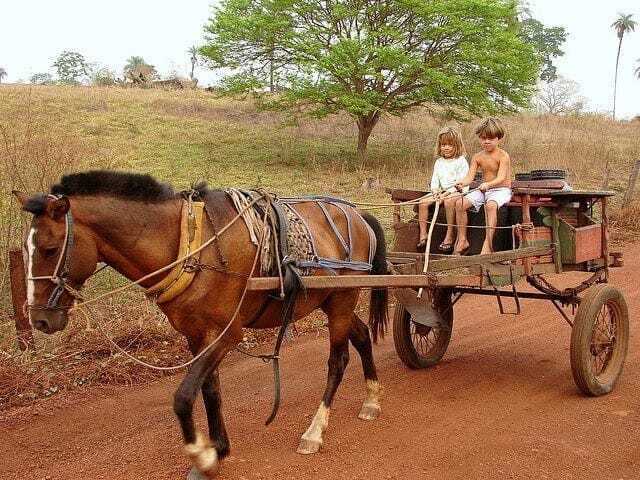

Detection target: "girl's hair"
[475, 117, 505, 139]
[434, 126, 466, 158]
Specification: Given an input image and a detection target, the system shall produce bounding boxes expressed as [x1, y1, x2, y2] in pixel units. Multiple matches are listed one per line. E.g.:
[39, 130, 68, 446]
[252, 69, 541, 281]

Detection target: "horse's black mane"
[51, 170, 177, 201]
[22, 170, 211, 216]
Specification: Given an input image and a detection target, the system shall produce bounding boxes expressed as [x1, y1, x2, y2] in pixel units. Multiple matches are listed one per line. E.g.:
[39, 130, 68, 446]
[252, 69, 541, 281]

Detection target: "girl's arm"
[430, 159, 441, 192]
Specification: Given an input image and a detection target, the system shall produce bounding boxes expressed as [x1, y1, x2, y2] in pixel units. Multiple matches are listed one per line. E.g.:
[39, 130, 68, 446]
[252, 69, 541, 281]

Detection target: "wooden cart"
[387, 185, 628, 396]
[247, 185, 629, 396]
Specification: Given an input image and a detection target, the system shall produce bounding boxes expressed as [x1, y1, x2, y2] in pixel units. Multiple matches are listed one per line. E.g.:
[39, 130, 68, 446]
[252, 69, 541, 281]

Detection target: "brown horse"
[13, 170, 388, 479]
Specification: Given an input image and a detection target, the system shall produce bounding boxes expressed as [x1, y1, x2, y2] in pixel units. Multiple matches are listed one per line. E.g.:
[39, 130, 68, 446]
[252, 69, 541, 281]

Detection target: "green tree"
[519, 18, 566, 82]
[612, 13, 636, 119]
[202, 0, 539, 160]
[92, 67, 117, 86]
[52, 50, 90, 85]
[30, 72, 54, 85]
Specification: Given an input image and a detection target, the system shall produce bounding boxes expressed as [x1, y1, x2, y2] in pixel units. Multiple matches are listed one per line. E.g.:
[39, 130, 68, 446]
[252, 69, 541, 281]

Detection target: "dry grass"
[1, 84, 639, 411]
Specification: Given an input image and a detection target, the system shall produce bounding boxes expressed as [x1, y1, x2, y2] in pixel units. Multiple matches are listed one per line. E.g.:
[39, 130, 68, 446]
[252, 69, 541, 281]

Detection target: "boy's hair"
[475, 117, 505, 139]
[434, 126, 466, 158]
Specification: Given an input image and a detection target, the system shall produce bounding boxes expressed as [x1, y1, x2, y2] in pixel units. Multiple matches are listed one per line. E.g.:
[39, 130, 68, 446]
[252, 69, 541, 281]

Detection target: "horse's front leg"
[202, 369, 230, 458]
[174, 338, 235, 479]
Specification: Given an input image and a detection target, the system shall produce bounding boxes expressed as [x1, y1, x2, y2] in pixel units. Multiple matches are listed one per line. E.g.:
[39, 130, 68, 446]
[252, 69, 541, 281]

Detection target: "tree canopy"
[518, 17, 566, 82]
[201, 0, 540, 158]
[52, 51, 90, 85]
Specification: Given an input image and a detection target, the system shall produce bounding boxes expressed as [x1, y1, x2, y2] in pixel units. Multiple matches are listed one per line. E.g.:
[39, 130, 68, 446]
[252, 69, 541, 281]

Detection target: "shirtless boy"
[453, 118, 512, 255]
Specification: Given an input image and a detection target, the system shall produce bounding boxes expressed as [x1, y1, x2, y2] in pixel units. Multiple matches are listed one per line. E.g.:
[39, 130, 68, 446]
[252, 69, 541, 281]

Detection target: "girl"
[417, 126, 469, 252]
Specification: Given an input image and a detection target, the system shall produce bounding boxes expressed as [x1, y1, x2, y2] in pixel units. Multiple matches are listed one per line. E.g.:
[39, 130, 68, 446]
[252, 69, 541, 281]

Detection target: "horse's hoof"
[184, 433, 219, 478]
[187, 466, 211, 480]
[358, 402, 381, 421]
[296, 438, 322, 455]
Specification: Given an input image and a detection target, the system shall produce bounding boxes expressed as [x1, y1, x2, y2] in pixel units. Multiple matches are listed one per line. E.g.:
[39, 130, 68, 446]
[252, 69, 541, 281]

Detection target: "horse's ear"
[12, 190, 29, 207]
[46, 197, 70, 220]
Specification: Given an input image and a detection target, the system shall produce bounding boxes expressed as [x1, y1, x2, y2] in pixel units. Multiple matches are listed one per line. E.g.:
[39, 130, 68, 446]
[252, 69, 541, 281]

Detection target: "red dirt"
[3, 245, 639, 480]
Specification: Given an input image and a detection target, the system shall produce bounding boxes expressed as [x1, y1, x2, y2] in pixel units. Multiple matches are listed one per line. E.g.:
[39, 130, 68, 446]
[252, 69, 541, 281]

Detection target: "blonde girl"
[417, 126, 469, 252]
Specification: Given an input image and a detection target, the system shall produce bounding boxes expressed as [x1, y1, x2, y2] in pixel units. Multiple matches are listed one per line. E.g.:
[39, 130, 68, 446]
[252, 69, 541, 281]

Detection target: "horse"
[13, 170, 389, 479]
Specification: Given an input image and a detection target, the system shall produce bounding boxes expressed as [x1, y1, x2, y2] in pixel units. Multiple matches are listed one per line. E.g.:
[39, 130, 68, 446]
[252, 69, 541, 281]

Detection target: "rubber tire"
[393, 288, 453, 369]
[570, 284, 629, 396]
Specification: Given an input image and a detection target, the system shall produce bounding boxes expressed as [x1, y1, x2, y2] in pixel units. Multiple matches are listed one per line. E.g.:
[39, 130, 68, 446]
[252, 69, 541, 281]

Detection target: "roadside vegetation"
[1, 84, 639, 413]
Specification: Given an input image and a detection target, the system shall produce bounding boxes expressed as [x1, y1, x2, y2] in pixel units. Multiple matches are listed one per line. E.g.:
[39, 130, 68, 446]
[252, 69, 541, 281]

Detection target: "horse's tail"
[361, 212, 389, 343]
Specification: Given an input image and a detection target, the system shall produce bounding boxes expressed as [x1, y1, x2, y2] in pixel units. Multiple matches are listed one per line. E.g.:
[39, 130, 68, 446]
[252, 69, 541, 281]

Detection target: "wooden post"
[521, 194, 532, 276]
[601, 197, 609, 279]
[623, 159, 640, 205]
[9, 249, 34, 351]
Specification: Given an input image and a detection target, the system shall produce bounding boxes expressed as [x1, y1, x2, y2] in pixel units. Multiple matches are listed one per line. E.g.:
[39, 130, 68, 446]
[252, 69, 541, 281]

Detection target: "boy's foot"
[453, 240, 470, 256]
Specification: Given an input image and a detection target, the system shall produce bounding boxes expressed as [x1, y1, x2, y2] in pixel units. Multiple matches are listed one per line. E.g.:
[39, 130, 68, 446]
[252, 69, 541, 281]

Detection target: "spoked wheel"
[570, 284, 629, 396]
[393, 288, 453, 369]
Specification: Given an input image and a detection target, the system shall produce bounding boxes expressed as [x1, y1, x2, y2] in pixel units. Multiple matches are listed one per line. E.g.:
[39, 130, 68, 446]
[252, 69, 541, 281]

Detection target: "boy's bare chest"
[477, 155, 500, 171]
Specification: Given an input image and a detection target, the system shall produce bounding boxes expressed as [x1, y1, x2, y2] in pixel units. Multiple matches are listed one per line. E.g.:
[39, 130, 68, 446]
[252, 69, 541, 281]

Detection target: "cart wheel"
[393, 288, 453, 369]
[570, 284, 629, 396]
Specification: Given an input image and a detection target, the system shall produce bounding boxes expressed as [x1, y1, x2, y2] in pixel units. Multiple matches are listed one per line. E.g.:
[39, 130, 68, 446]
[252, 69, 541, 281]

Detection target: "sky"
[1, 0, 639, 118]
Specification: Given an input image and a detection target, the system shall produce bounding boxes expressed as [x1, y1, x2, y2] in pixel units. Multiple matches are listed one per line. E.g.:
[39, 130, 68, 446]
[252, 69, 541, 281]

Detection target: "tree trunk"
[190, 61, 195, 81]
[613, 36, 622, 120]
[356, 113, 381, 164]
[269, 52, 275, 93]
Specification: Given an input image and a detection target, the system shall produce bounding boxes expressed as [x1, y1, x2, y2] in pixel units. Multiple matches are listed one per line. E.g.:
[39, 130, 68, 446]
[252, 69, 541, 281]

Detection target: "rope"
[417, 196, 441, 299]
[79, 203, 271, 372]
[69, 194, 266, 311]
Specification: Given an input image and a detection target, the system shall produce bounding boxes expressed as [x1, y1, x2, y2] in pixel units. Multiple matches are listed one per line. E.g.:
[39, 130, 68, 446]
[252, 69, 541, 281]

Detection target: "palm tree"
[0, 67, 7, 84]
[611, 13, 637, 119]
[188, 46, 198, 81]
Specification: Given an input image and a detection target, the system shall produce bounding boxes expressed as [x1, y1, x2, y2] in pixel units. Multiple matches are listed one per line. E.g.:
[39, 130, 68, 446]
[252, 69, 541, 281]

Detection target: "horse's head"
[13, 191, 99, 334]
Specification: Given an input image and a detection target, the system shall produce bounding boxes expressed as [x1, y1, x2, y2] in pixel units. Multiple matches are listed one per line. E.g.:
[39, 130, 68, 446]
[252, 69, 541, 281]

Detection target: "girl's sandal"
[438, 242, 453, 253]
[416, 238, 428, 250]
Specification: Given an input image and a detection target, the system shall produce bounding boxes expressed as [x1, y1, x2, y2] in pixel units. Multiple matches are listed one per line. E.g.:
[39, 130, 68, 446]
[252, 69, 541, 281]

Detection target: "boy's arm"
[456, 155, 478, 189]
[484, 153, 511, 189]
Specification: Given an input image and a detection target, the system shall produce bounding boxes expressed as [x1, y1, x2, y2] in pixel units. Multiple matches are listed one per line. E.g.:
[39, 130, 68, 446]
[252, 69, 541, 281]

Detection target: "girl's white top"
[430, 155, 469, 192]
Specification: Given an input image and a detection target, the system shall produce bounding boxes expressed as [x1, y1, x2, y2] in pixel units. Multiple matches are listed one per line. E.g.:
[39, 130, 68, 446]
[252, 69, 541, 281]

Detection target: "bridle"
[27, 195, 80, 311]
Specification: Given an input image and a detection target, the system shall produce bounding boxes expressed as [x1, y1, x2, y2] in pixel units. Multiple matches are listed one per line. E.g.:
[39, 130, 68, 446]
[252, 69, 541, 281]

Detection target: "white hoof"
[358, 402, 381, 421]
[297, 438, 322, 455]
[184, 433, 219, 478]
[187, 466, 211, 480]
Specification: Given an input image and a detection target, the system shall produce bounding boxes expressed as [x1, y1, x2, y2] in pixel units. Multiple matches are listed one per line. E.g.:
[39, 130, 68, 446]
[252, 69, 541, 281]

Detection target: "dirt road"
[3, 246, 639, 480]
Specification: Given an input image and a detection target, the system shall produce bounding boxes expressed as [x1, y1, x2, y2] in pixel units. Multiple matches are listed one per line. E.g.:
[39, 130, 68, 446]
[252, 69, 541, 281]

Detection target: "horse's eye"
[42, 247, 59, 258]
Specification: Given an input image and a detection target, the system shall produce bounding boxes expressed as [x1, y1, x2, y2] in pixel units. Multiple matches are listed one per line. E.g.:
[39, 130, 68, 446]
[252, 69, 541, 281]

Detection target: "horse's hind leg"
[297, 291, 353, 455]
[349, 313, 382, 421]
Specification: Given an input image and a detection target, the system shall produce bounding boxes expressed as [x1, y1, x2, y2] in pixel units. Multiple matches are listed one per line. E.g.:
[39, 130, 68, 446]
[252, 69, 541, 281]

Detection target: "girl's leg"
[417, 199, 433, 246]
[442, 197, 457, 245]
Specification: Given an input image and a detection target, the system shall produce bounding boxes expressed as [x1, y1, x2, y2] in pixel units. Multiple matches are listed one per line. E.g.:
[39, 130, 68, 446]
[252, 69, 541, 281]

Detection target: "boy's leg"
[442, 197, 457, 246]
[454, 197, 473, 255]
[482, 201, 498, 255]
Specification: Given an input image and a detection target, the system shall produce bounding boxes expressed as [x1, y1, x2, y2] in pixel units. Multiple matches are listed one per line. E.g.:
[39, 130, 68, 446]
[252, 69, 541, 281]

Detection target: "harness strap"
[145, 199, 205, 303]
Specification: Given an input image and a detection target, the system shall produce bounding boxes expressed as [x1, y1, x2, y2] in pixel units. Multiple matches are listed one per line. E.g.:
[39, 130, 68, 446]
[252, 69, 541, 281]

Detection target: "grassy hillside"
[1, 84, 639, 409]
